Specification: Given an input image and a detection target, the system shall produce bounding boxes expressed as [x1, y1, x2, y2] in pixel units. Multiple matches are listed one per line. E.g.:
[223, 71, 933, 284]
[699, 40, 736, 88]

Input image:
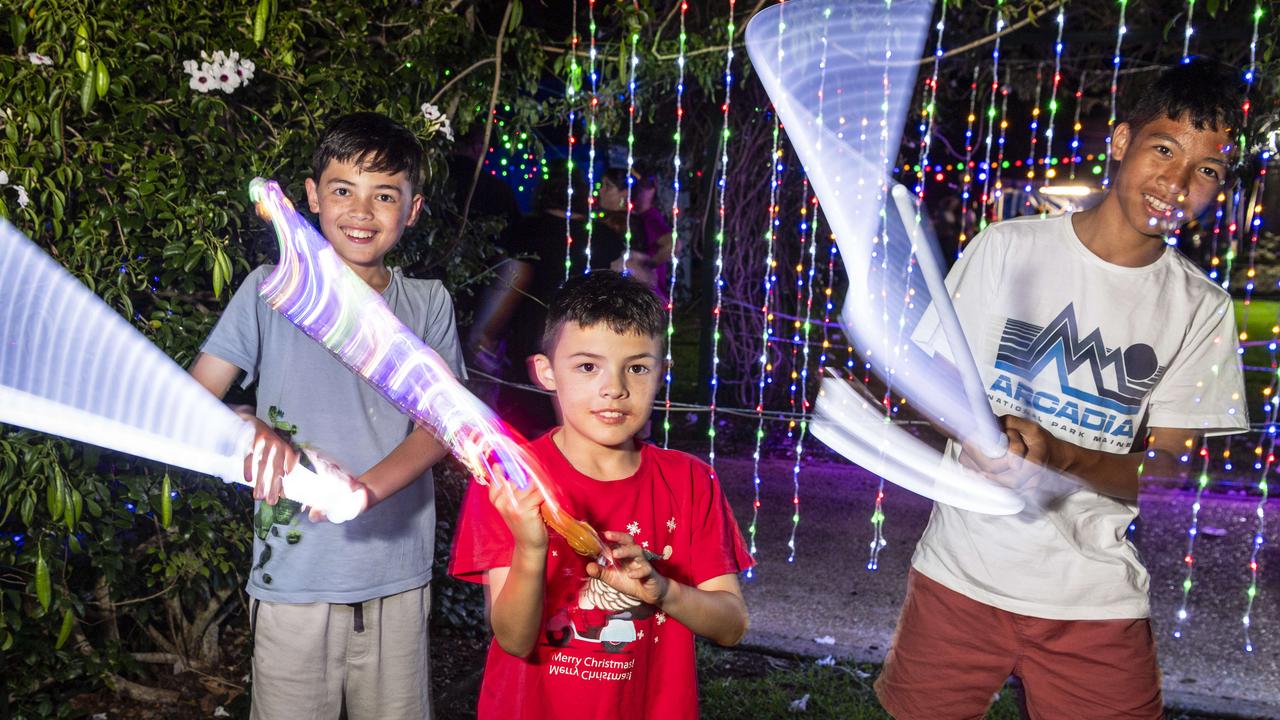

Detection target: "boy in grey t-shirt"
[190, 113, 462, 719]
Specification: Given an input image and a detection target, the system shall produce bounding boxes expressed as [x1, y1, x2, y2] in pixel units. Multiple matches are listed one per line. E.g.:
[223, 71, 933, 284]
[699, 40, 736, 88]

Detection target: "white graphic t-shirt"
[912, 212, 1248, 619]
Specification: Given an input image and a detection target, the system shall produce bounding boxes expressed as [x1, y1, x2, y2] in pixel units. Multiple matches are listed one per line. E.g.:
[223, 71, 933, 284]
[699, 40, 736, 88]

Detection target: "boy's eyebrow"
[324, 178, 403, 193]
[567, 351, 661, 361]
[1149, 132, 1230, 166]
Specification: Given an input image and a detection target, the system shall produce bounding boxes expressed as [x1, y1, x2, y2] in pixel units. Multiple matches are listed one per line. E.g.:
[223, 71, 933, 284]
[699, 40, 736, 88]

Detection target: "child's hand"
[959, 415, 1055, 490]
[240, 415, 300, 505]
[489, 471, 548, 553]
[300, 448, 370, 523]
[586, 530, 670, 607]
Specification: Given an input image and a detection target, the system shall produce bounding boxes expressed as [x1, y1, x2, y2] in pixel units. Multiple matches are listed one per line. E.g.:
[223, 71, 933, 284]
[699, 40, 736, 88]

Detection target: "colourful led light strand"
[1102, 0, 1128, 187]
[748, 0, 787, 575]
[1241, 2, 1268, 653]
[707, 0, 737, 467]
[250, 179, 606, 557]
[957, 65, 981, 255]
[1038, 5, 1066, 191]
[976, 2, 1005, 231]
[1173, 437, 1213, 639]
[1068, 70, 1086, 181]
[914, 0, 947, 198]
[985, 70, 1011, 228]
[1023, 63, 1044, 195]
[1181, 0, 1196, 61]
[1244, 419, 1273, 652]
[868, 0, 902, 571]
[564, 0, 580, 281]
[788, 182, 814, 439]
[662, 0, 689, 448]
[584, 0, 600, 270]
[621, 28, 640, 269]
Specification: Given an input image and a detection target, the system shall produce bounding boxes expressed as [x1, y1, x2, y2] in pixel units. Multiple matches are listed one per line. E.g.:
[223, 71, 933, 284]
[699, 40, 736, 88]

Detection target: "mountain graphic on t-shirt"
[993, 303, 1165, 414]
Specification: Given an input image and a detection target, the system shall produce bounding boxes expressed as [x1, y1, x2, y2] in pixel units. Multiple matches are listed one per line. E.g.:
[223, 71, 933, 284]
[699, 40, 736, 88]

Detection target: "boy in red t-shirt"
[451, 270, 754, 719]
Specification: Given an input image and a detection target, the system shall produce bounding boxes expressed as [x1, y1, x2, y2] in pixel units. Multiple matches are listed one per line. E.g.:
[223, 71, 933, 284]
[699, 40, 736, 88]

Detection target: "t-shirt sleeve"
[910, 226, 1005, 362]
[449, 478, 515, 583]
[688, 464, 755, 585]
[1146, 291, 1249, 436]
[200, 265, 268, 387]
[423, 285, 468, 380]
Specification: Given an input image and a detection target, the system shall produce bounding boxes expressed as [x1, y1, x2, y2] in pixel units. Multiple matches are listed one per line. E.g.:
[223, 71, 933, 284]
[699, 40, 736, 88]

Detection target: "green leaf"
[95, 60, 110, 98]
[161, 473, 172, 528]
[79, 70, 97, 116]
[54, 609, 73, 649]
[35, 548, 51, 613]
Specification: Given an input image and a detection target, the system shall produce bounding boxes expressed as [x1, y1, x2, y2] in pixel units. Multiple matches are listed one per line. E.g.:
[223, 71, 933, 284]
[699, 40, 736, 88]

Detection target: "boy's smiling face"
[304, 157, 424, 281]
[1109, 113, 1233, 239]
[534, 322, 663, 453]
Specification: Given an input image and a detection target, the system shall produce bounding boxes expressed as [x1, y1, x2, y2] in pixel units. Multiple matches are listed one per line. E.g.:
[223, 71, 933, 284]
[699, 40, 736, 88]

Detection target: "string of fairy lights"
[563, 0, 580, 281]
[1241, 1, 1269, 654]
[584, 0, 600, 269]
[661, 1, 689, 449]
[622, 28, 640, 269]
[1102, 0, 1128, 186]
[706, 0, 738, 468]
[748, 0, 789, 577]
[472, 1, 1275, 647]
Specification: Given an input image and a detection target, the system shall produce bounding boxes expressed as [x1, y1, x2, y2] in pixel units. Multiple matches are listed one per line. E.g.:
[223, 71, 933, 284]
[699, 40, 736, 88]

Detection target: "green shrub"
[0, 0, 553, 712]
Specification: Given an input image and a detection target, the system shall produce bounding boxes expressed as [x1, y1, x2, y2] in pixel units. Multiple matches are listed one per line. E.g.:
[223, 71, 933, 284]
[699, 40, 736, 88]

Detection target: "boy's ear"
[405, 193, 425, 228]
[304, 177, 321, 214]
[531, 353, 556, 391]
[1111, 122, 1132, 163]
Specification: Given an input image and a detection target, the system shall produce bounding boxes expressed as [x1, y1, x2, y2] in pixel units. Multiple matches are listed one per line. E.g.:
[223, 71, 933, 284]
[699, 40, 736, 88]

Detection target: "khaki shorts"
[876, 570, 1161, 720]
[250, 584, 432, 720]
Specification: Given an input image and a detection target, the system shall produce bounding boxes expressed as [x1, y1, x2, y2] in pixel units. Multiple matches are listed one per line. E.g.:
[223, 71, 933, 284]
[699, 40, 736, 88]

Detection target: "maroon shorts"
[875, 570, 1162, 720]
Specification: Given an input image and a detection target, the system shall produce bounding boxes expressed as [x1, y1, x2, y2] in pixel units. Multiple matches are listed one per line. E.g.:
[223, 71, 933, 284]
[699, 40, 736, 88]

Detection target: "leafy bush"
[0, 0, 554, 712]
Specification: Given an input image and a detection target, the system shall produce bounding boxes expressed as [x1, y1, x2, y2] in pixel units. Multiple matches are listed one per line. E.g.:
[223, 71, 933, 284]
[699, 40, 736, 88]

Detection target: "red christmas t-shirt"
[450, 430, 754, 719]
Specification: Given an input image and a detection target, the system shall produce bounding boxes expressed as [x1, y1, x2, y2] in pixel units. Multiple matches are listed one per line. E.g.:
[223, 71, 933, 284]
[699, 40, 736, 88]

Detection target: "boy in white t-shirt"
[876, 59, 1250, 719]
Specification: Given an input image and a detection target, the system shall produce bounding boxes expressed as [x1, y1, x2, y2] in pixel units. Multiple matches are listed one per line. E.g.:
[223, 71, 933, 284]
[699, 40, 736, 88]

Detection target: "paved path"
[714, 456, 1280, 716]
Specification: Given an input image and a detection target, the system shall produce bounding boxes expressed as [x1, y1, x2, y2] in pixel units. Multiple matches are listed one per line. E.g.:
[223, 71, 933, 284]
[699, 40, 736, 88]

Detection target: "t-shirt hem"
[245, 569, 432, 605]
[911, 562, 1150, 621]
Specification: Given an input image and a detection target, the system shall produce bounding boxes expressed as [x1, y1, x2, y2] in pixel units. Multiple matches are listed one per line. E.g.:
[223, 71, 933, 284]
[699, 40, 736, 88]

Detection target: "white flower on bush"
[27, 53, 53, 66]
[0, 170, 30, 209]
[182, 50, 255, 95]
[420, 102, 455, 142]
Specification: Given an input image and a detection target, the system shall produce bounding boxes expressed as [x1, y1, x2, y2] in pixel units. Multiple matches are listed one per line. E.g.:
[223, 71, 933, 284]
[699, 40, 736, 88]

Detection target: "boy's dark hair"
[543, 270, 666, 353]
[1124, 59, 1245, 137]
[311, 112, 426, 191]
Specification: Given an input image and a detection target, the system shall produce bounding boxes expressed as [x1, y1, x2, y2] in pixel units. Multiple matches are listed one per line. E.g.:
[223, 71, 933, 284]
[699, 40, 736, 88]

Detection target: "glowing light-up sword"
[249, 178, 605, 557]
[0, 220, 366, 522]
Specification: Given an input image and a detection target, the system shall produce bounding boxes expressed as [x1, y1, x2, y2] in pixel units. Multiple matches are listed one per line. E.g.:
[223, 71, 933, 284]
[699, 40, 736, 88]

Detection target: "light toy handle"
[222, 424, 368, 524]
[890, 184, 1008, 460]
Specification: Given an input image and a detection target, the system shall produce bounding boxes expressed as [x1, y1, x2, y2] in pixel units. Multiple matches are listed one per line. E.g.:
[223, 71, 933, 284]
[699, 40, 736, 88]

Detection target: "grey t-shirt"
[202, 264, 465, 604]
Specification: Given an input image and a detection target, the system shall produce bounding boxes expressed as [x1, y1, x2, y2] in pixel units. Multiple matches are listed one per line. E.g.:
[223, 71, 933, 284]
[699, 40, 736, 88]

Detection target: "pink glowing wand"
[249, 178, 605, 558]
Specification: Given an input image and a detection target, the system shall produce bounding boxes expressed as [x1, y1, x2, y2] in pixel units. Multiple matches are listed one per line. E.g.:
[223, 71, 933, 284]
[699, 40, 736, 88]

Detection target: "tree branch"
[428, 58, 497, 106]
[456, 0, 514, 246]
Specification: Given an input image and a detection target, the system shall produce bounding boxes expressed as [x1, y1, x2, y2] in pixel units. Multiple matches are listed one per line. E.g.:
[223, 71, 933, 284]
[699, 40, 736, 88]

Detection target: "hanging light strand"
[584, 0, 600, 269]
[563, 0, 580, 280]
[748, 0, 787, 575]
[1038, 6, 1067, 190]
[707, 0, 737, 467]
[957, 65, 981, 256]
[661, 0, 689, 448]
[1102, 0, 1128, 186]
[914, 0, 948, 198]
[622, 29, 640, 269]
